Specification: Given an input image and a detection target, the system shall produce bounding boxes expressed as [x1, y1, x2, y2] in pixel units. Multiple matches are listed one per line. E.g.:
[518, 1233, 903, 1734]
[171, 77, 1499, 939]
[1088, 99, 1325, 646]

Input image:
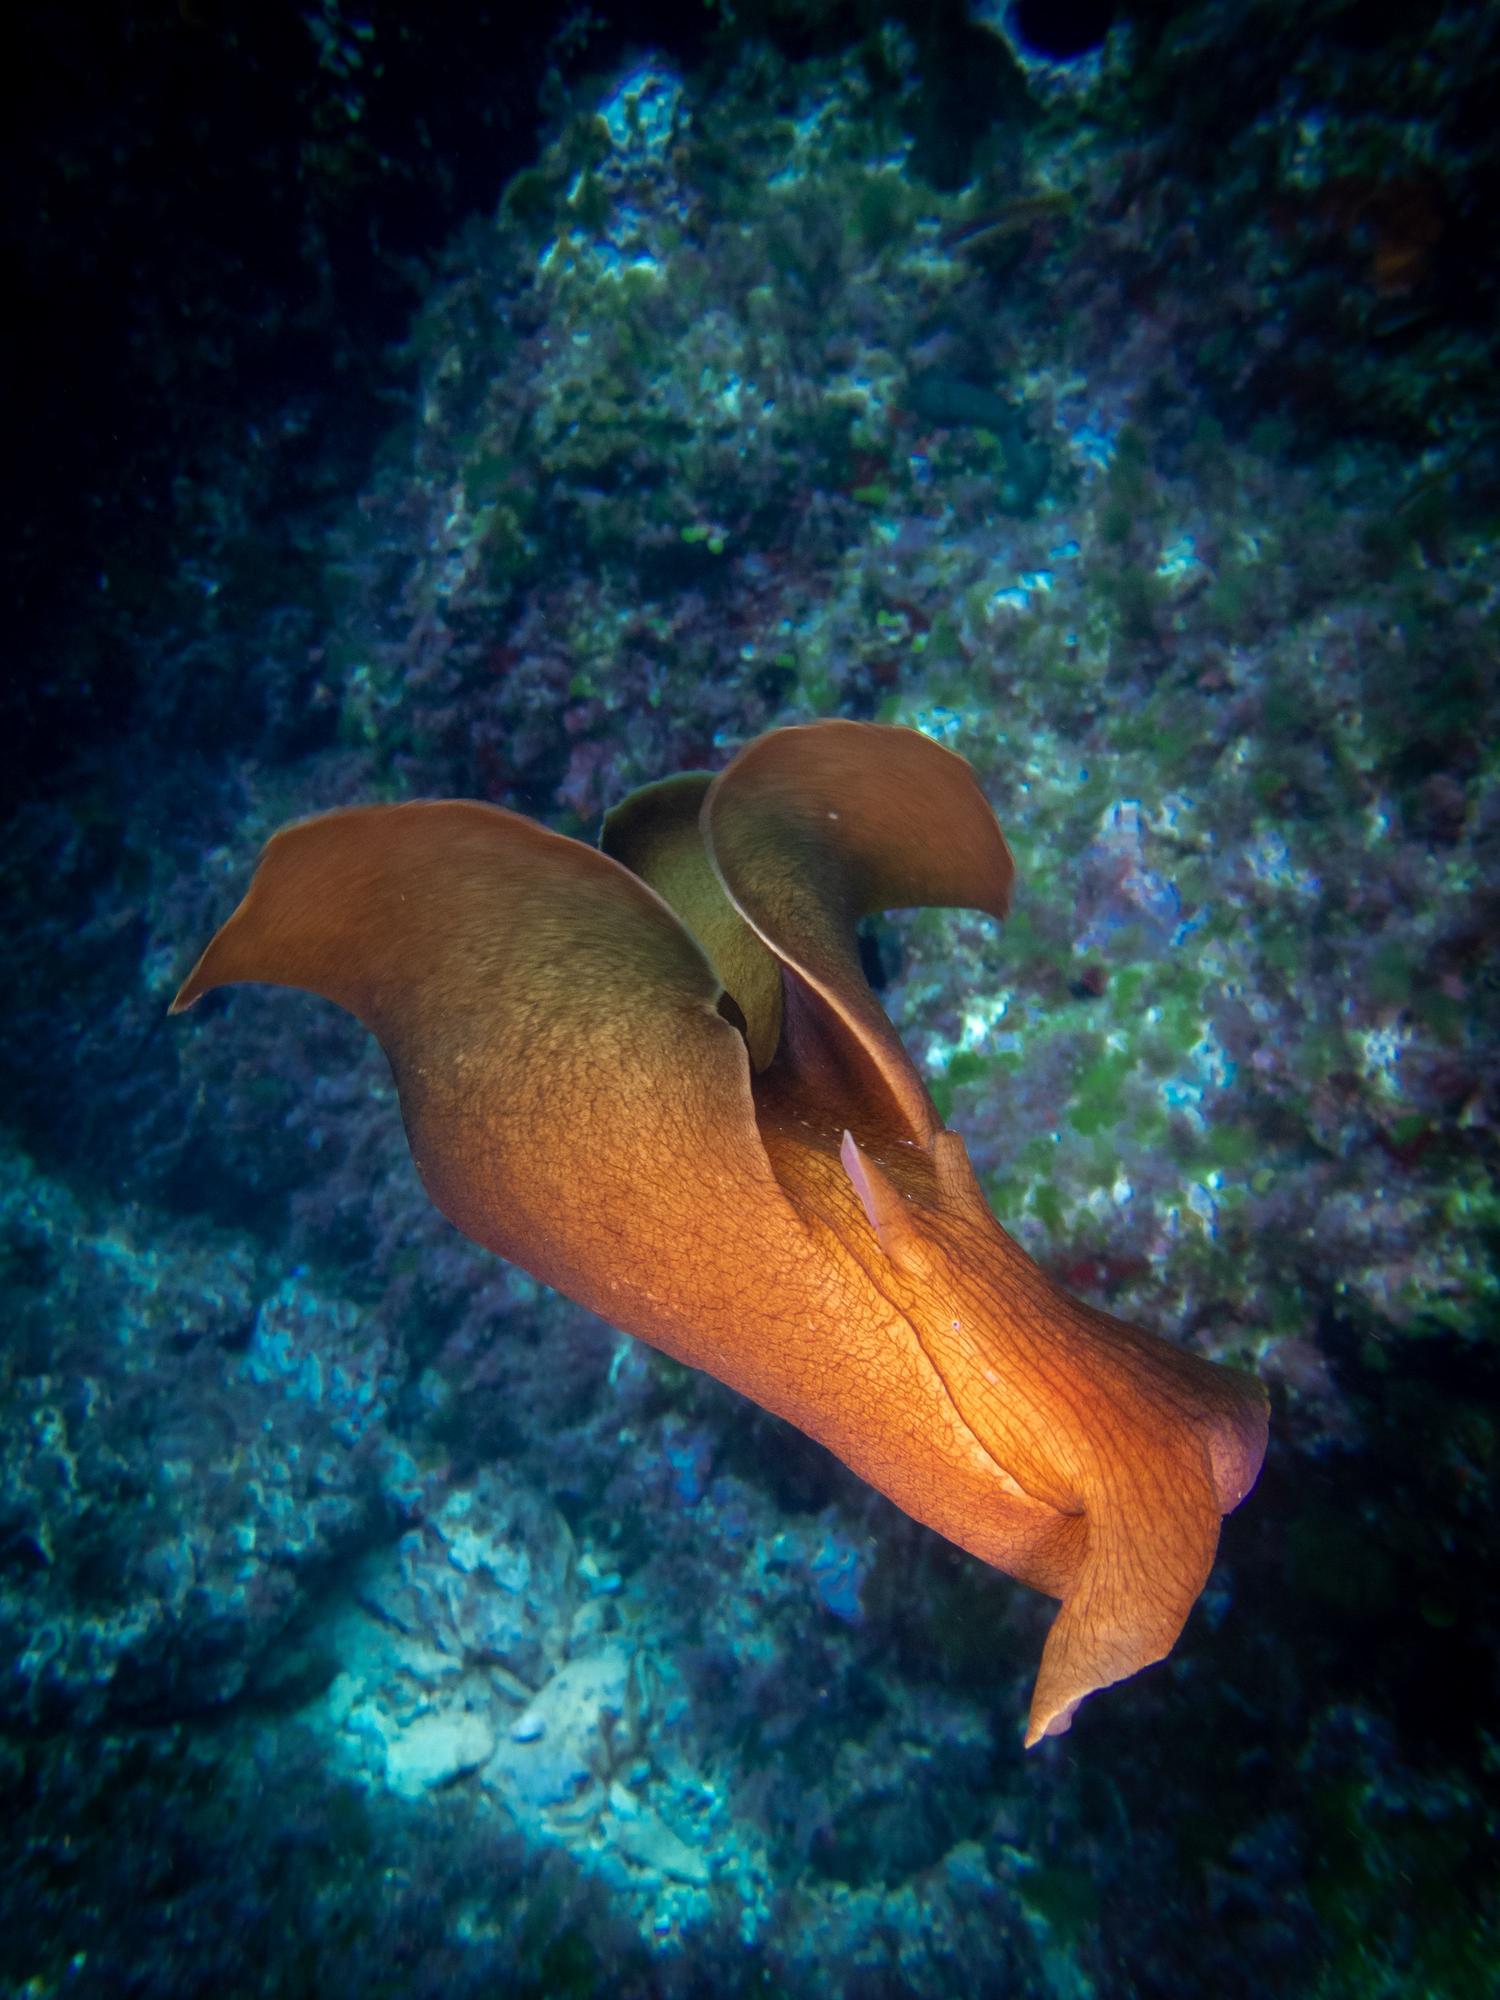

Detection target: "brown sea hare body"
[173, 721, 1267, 1744]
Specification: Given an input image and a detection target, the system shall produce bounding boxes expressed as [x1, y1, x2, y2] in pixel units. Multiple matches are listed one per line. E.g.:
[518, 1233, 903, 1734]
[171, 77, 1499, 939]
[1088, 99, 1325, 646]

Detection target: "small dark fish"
[944, 190, 1073, 257]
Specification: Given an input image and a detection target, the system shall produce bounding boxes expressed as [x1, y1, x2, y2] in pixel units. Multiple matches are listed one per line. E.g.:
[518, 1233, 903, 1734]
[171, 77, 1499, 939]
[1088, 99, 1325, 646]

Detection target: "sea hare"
[173, 721, 1268, 1744]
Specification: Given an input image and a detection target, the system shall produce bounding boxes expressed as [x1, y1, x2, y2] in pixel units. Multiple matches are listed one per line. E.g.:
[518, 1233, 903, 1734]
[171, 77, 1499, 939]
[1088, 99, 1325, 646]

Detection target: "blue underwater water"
[3, 3, 1498, 1996]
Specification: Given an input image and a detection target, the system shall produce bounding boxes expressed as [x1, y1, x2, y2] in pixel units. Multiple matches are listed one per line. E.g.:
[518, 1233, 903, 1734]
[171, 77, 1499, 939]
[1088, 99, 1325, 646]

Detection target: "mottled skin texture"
[173, 721, 1268, 1745]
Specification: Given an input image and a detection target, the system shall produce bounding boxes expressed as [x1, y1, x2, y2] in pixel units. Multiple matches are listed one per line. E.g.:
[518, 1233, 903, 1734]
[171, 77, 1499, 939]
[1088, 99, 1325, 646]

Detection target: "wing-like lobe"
[705, 720, 1014, 1148]
[171, 800, 805, 1360]
[601, 772, 784, 1069]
